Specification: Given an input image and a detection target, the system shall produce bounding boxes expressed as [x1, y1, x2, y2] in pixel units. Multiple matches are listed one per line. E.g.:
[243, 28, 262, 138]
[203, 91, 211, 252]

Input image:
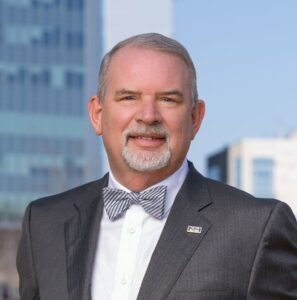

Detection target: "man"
[17, 33, 297, 300]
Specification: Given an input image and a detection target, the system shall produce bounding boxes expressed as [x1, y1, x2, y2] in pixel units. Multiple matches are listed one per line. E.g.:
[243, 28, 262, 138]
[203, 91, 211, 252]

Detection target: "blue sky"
[174, 0, 297, 173]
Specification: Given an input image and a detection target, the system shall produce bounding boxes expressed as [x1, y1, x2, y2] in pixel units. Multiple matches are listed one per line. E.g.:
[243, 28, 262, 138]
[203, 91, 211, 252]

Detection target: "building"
[207, 132, 297, 215]
[0, 0, 104, 222]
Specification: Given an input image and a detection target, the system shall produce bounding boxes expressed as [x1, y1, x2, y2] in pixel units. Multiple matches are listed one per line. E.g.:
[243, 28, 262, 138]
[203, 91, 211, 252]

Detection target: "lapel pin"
[187, 225, 202, 234]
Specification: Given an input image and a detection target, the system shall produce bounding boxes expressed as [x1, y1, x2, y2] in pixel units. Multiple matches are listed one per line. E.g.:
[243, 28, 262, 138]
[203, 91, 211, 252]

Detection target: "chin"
[122, 147, 171, 172]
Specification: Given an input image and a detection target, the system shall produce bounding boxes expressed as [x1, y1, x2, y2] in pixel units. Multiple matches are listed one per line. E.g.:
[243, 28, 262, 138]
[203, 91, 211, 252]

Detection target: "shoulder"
[205, 176, 297, 229]
[189, 169, 297, 244]
[25, 174, 108, 221]
[206, 177, 276, 206]
[188, 161, 294, 219]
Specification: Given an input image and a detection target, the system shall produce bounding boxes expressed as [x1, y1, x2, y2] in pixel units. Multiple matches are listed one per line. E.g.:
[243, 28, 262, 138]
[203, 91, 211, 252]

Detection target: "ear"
[191, 100, 205, 139]
[87, 95, 103, 136]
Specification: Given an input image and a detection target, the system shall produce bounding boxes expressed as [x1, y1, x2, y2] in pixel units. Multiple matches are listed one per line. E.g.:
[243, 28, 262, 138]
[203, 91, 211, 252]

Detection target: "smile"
[131, 135, 165, 140]
[128, 134, 167, 148]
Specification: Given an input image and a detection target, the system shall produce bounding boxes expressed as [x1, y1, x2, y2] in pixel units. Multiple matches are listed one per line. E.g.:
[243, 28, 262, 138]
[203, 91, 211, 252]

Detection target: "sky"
[174, 0, 297, 174]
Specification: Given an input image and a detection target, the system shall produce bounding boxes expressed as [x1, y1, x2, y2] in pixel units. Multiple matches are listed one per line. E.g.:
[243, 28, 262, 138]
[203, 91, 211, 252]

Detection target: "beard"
[122, 124, 171, 172]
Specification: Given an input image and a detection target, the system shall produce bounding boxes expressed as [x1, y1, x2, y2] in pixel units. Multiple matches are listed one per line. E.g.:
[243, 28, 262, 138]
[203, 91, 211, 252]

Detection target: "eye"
[160, 97, 174, 102]
[120, 95, 136, 101]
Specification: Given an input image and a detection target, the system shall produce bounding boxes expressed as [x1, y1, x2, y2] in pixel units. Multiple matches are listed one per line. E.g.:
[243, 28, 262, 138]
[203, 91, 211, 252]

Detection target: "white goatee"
[122, 124, 171, 172]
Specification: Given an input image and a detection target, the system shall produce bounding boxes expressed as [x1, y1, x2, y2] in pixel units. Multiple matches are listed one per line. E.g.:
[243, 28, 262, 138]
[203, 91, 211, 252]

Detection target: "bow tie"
[102, 185, 167, 221]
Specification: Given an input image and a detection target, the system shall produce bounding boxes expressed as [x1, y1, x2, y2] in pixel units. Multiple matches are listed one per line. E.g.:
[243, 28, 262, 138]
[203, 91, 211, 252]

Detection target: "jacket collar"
[64, 174, 108, 300]
[137, 162, 213, 299]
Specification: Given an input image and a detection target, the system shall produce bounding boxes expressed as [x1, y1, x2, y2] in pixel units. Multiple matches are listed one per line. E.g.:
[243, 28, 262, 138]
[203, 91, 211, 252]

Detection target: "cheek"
[106, 107, 133, 127]
[101, 112, 130, 149]
[168, 112, 193, 135]
[102, 111, 121, 133]
[167, 122, 194, 152]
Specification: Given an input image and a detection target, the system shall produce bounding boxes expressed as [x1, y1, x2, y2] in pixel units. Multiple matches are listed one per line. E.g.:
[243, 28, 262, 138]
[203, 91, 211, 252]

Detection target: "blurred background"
[0, 0, 296, 298]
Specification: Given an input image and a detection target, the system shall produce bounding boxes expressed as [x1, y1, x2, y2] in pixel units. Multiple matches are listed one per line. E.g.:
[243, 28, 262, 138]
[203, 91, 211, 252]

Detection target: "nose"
[135, 98, 162, 125]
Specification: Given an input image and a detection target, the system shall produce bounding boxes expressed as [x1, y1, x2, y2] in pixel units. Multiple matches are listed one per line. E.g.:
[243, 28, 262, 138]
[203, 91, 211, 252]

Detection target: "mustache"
[123, 124, 169, 140]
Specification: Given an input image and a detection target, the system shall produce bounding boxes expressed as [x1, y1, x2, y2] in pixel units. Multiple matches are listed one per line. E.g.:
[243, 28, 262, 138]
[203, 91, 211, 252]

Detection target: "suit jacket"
[17, 162, 297, 300]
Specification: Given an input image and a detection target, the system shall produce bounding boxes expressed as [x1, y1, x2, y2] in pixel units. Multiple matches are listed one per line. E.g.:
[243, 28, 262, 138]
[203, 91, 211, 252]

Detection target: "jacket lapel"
[137, 164, 212, 300]
[64, 175, 108, 300]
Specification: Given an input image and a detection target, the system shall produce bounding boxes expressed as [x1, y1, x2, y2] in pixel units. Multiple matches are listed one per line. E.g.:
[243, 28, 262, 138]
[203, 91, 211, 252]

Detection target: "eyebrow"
[115, 89, 184, 98]
[115, 89, 141, 96]
[156, 90, 183, 98]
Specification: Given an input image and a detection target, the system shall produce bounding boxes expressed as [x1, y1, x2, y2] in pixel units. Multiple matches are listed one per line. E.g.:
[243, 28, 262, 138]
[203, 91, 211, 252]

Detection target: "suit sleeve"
[17, 202, 40, 300]
[247, 201, 297, 299]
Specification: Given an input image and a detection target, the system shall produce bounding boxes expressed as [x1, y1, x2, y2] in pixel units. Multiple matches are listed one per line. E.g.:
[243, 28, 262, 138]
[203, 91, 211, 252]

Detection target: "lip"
[128, 134, 166, 148]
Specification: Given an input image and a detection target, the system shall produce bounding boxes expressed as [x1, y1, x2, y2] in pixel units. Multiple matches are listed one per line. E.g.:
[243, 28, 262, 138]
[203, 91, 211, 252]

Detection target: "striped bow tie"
[102, 185, 167, 221]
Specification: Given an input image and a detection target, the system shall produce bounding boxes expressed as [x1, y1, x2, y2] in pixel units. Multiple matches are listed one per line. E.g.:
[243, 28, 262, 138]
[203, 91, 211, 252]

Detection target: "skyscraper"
[207, 131, 297, 215]
[0, 0, 103, 222]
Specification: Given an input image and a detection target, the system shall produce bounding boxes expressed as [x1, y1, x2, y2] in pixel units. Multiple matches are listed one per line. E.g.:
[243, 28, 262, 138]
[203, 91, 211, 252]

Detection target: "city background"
[0, 0, 296, 299]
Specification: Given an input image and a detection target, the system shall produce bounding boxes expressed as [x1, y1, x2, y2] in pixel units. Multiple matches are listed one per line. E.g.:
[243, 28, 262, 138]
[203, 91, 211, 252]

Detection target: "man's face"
[89, 46, 204, 184]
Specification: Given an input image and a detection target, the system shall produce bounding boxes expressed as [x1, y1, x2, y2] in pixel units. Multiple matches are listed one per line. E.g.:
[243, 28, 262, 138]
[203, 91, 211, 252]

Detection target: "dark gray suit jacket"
[17, 163, 297, 300]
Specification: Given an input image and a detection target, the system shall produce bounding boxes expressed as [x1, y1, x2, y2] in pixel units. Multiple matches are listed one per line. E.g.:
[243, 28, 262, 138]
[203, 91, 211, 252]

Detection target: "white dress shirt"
[91, 159, 189, 300]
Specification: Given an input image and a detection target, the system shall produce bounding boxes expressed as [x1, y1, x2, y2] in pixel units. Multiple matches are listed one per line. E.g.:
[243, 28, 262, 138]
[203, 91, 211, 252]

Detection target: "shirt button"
[121, 278, 127, 285]
[129, 227, 136, 233]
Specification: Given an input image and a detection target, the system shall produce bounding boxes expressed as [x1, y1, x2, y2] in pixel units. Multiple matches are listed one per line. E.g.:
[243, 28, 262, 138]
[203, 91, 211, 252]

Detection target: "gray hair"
[97, 33, 198, 104]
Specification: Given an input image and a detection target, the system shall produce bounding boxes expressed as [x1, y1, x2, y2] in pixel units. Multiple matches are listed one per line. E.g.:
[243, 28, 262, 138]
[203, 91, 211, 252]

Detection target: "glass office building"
[207, 133, 297, 216]
[0, 0, 103, 221]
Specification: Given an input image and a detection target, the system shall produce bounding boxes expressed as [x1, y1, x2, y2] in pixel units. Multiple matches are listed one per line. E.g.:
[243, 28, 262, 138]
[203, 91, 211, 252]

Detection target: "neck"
[109, 160, 186, 192]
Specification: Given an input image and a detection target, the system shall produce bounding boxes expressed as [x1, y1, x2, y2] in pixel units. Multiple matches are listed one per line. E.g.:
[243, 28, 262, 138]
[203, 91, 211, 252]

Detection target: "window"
[208, 165, 221, 181]
[235, 158, 241, 189]
[66, 0, 83, 10]
[66, 32, 83, 49]
[43, 28, 60, 46]
[65, 71, 84, 87]
[252, 158, 274, 198]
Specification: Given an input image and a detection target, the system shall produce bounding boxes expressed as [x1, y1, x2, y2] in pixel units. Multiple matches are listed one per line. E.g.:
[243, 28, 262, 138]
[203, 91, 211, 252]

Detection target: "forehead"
[110, 46, 187, 68]
[106, 46, 190, 89]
